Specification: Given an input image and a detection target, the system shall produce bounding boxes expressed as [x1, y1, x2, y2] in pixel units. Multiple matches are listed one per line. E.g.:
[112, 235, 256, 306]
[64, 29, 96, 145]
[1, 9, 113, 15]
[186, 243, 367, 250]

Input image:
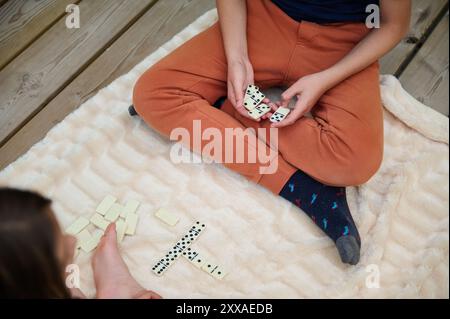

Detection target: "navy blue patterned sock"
[279, 170, 361, 265]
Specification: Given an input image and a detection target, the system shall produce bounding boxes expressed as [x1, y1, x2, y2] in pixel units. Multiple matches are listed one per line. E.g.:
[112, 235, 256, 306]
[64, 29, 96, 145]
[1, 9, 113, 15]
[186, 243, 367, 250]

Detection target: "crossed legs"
[132, 4, 383, 264]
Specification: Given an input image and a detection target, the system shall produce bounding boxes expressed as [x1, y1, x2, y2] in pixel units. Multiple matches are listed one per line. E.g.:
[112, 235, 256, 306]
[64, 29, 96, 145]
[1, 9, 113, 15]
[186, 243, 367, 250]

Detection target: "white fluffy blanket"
[0, 10, 448, 298]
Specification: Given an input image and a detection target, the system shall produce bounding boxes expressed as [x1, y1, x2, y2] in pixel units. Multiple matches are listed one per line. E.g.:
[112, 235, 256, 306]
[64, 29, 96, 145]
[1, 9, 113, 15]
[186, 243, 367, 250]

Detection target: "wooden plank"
[0, 0, 155, 148]
[0, 0, 9, 9]
[400, 14, 449, 116]
[380, 0, 448, 75]
[0, 0, 216, 169]
[0, 0, 76, 70]
[83, 0, 215, 88]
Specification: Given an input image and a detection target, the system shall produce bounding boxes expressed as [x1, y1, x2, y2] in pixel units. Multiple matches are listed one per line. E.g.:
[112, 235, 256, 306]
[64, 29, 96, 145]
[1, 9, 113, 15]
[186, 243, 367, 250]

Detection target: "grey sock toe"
[336, 236, 360, 265]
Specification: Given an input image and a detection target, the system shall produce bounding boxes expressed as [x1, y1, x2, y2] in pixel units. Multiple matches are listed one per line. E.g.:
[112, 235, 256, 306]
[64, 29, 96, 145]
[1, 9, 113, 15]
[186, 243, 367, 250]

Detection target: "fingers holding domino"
[239, 105, 261, 121]
[260, 101, 278, 120]
[240, 85, 295, 124]
[243, 86, 279, 122]
[231, 83, 257, 121]
[270, 107, 295, 128]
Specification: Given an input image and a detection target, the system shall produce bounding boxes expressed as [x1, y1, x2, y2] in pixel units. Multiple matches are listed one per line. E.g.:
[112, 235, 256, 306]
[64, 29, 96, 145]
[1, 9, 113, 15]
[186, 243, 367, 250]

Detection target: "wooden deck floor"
[0, 0, 448, 170]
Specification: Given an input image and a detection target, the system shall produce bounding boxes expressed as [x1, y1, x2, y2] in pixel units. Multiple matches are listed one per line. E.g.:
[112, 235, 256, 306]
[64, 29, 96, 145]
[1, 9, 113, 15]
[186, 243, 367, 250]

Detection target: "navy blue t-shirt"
[271, 0, 380, 23]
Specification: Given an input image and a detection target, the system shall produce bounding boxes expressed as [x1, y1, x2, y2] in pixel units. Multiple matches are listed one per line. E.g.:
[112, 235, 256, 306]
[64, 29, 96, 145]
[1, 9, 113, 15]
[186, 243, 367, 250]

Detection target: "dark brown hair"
[0, 188, 71, 298]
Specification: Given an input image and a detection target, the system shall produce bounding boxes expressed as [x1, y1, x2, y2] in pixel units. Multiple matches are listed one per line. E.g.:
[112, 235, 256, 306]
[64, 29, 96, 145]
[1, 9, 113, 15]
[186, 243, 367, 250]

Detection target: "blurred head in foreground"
[0, 188, 76, 298]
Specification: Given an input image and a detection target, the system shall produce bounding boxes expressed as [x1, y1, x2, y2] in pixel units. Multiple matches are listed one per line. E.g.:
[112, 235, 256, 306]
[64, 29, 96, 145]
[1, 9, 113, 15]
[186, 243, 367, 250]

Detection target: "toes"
[336, 236, 360, 265]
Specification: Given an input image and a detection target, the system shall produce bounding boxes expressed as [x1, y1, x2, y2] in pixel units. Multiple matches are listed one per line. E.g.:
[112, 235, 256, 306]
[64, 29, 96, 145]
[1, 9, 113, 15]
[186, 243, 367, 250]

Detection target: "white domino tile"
[96, 195, 116, 216]
[189, 221, 206, 236]
[182, 248, 207, 269]
[65, 216, 90, 235]
[275, 107, 290, 116]
[155, 208, 179, 226]
[201, 260, 228, 280]
[77, 229, 101, 253]
[248, 103, 271, 120]
[246, 84, 259, 95]
[243, 96, 258, 111]
[202, 261, 218, 274]
[121, 199, 140, 218]
[250, 90, 265, 104]
[90, 213, 110, 231]
[116, 219, 126, 243]
[210, 265, 227, 280]
[105, 203, 122, 222]
[125, 212, 139, 235]
[76, 229, 91, 249]
[270, 107, 291, 123]
[244, 84, 266, 112]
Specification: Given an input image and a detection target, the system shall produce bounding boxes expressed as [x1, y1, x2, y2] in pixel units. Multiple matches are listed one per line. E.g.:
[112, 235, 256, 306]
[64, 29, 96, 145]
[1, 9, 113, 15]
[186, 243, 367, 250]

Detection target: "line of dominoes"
[153, 209, 228, 280]
[152, 221, 206, 276]
[182, 247, 227, 280]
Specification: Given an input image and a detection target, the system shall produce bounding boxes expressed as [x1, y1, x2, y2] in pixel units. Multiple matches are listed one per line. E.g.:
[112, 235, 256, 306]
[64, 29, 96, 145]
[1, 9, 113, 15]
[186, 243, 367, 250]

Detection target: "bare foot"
[92, 223, 162, 299]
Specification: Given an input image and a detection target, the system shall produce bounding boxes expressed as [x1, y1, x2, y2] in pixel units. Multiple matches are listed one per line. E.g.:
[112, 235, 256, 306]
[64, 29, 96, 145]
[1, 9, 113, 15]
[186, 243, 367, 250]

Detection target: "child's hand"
[271, 72, 330, 128]
[260, 100, 279, 120]
[227, 58, 256, 120]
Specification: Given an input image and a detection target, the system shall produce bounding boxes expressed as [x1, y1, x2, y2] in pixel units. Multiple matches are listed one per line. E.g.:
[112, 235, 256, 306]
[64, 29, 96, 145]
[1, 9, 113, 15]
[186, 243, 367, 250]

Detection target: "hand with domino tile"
[227, 58, 259, 120]
[271, 72, 330, 128]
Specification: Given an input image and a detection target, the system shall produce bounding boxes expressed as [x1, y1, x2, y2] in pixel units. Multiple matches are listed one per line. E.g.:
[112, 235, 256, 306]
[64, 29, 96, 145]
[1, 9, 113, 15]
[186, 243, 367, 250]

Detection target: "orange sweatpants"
[133, 0, 383, 194]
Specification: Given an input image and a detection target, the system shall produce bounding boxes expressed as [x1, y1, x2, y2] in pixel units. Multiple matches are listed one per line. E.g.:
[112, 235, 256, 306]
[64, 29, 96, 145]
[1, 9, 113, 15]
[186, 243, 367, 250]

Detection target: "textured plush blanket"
[0, 10, 448, 298]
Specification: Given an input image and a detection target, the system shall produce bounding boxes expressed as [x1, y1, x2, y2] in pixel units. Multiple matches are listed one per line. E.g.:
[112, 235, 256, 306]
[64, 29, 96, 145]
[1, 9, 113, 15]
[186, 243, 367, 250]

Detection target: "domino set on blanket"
[65, 195, 140, 253]
[152, 208, 228, 280]
[66, 200, 227, 280]
[243, 84, 291, 122]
